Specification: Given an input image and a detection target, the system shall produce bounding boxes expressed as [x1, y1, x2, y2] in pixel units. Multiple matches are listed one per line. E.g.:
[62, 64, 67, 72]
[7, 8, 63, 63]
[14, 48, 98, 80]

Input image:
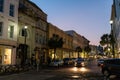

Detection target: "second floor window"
[0, 0, 4, 12]
[8, 25, 14, 38]
[9, 4, 14, 17]
[0, 22, 3, 36]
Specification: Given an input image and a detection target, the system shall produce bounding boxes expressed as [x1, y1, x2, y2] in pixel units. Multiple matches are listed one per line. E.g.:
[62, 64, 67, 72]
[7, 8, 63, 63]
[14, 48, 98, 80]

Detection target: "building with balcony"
[0, 0, 19, 65]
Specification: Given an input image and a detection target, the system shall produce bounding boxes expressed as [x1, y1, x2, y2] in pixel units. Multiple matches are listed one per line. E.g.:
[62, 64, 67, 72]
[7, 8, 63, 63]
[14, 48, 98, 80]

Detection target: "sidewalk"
[0, 64, 49, 77]
[0, 68, 56, 80]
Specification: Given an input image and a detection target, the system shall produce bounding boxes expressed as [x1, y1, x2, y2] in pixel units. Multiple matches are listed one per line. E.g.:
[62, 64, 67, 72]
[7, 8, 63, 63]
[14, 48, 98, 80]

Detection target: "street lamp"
[110, 20, 113, 30]
[109, 20, 115, 58]
[24, 26, 27, 45]
[109, 20, 113, 24]
[24, 26, 27, 64]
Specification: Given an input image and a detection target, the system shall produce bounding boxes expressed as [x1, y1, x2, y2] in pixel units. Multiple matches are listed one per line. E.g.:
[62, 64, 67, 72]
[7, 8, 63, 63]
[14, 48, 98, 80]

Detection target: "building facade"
[89, 45, 97, 58]
[48, 23, 73, 60]
[110, 0, 120, 57]
[0, 0, 19, 65]
[17, 0, 48, 64]
[0, 0, 91, 66]
[65, 30, 90, 58]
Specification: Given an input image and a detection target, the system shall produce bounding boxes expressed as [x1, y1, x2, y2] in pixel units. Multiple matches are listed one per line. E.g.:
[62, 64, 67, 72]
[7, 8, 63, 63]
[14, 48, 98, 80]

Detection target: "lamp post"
[24, 26, 27, 45]
[110, 20, 115, 58]
[110, 20, 113, 31]
[24, 26, 27, 64]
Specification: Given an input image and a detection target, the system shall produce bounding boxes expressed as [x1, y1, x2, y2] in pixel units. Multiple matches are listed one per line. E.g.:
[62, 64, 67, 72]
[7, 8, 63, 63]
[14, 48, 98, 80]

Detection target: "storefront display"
[4, 49, 11, 65]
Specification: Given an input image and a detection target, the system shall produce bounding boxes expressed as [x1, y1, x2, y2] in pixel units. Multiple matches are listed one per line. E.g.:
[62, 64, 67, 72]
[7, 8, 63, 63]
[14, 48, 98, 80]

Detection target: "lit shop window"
[4, 49, 11, 64]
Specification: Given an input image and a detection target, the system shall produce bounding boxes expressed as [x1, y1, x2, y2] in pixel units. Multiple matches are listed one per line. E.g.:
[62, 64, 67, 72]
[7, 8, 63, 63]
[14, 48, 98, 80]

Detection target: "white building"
[0, 0, 19, 65]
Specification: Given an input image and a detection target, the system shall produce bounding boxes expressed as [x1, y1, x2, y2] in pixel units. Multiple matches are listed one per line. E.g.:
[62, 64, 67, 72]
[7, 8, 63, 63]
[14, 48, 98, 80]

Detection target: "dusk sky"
[30, 0, 113, 46]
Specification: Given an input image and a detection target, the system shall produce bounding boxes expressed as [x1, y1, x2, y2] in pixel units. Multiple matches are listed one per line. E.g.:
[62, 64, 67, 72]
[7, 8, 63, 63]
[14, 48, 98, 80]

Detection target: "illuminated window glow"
[4, 49, 11, 64]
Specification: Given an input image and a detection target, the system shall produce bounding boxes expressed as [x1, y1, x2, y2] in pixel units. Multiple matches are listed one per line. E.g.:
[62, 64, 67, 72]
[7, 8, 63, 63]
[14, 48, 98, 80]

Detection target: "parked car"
[71, 58, 77, 64]
[49, 59, 64, 67]
[74, 58, 86, 67]
[101, 58, 120, 78]
[97, 59, 104, 67]
[63, 58, 73, 65]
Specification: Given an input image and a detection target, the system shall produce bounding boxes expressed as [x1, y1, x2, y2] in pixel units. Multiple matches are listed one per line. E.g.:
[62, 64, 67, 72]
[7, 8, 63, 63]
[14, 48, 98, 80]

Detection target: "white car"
[49, 60, 64, 67]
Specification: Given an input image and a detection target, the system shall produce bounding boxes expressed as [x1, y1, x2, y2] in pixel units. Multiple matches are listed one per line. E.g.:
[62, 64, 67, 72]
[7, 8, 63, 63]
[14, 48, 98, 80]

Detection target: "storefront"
[0, 47, 12, 65]
[0, 46, 15, 65]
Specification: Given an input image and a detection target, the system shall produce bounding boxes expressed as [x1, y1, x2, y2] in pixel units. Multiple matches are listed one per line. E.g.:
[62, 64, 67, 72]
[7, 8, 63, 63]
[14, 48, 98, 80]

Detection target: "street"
[0, 60, 119, 80]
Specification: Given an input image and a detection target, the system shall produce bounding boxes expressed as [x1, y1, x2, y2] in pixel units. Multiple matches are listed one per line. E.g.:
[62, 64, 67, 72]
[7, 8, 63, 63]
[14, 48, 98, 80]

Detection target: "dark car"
[74, 58, 86, 67]
[97, 59, 104, 67]
[49, 59, 64, 67]
[71, 58, 77, 64]
[63, 58, 73, 65]
[101, 58, 120, 78]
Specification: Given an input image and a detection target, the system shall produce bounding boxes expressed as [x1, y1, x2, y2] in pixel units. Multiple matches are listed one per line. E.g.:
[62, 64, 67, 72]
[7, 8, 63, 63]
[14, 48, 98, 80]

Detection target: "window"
[0, 0, 4, 12]
[8, 25, 14, 38]
[19, 28, 28, 38]
[21, 29, 27, 37]
[9, 4, 14, 17]
[0, 22, 3, 36]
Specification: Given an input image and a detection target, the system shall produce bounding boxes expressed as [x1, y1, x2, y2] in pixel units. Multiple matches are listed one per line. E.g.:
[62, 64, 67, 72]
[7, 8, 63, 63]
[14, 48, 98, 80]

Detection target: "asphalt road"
[0, 60, 119, 80]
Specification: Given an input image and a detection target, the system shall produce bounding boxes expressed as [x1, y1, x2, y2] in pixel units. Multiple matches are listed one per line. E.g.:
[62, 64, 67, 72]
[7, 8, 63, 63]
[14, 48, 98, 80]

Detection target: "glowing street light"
[109, 20, 113, 24]
[24, 26, 27, 29]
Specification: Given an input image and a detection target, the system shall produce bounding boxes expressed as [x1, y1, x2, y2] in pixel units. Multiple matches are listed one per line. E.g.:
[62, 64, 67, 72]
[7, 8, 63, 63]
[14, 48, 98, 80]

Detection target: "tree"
[48, 34, 64, 60]
[76, 46, 82, 58]
[100, 33, 115, 58]
[109, 34, 115, 58]
[84, 46, 91, 58]
[100, 34, 110, 46]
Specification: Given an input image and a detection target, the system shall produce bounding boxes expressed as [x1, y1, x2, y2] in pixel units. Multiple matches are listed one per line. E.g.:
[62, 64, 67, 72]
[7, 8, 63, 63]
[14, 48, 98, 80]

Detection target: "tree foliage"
[100, 33, 116, 58]
[48, 34, 64, 60]
[76, 46, 82, 58]
[84, 46, 91, 53]
[100, 33, 115, 46]
[100, 34, 110, 46]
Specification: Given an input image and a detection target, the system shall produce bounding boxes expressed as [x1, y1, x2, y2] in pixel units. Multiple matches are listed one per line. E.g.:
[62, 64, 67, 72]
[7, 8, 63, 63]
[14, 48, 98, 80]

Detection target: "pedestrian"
[31, 54, 36, 68]
[47, 56, 51, 65]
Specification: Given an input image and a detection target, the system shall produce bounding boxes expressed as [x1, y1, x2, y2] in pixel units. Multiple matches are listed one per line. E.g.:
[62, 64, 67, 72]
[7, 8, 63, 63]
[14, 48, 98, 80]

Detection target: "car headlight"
[81, 62, 85, 66]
